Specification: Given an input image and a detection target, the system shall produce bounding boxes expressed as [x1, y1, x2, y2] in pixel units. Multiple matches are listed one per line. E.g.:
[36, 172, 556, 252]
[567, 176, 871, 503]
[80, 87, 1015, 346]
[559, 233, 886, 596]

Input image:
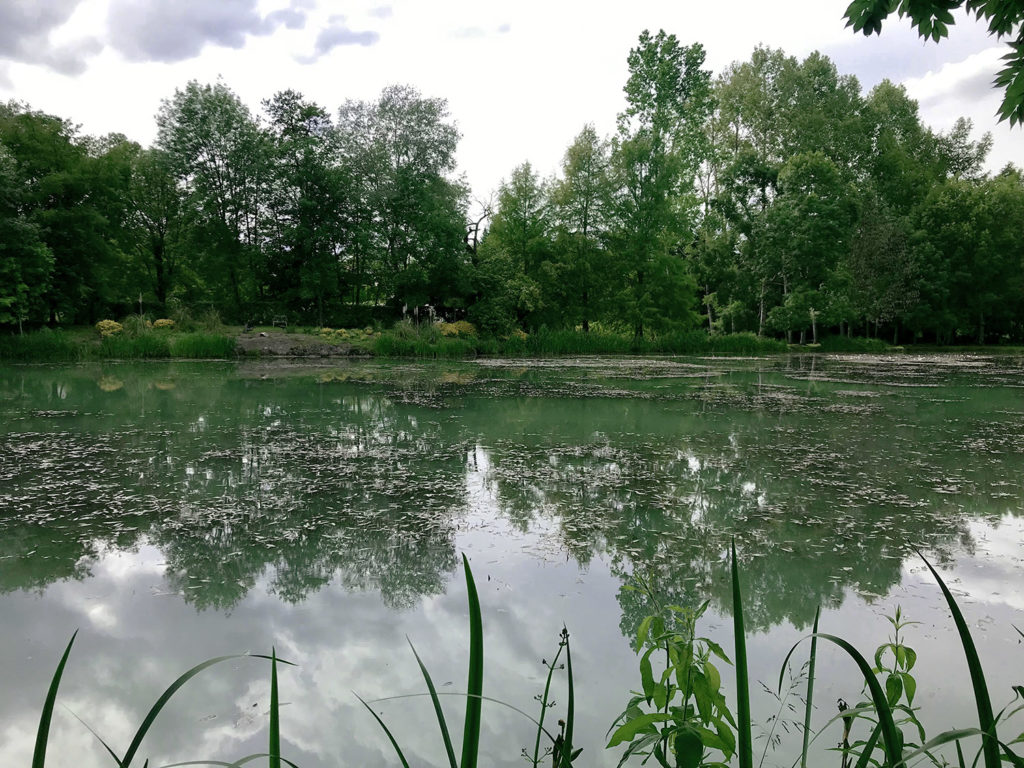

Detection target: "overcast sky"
[0, 0, 1019, 199]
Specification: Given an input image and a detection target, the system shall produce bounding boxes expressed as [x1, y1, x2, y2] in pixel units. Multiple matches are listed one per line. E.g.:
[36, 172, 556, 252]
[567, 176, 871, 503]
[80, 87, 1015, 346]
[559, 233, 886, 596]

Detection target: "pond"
[1, 355, 1023, 767]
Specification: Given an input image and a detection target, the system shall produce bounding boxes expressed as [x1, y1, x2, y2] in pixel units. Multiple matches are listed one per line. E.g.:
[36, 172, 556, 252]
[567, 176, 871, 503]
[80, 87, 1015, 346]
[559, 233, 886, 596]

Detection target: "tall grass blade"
[556, 628, 577, 767]
[33, 631, 78, 768]
[64, 704, 124, 764]
[731, 540, 753, 768]
[356, 693, 411, 768]
[896, 728, 985, 766]
[800, 606, 821, 768]
[853, 723, 882, 768]
[269, 648, 281, 768]
[408, 639, 458, 768]
[461, 553, 484, 768]
[917, 551, 1000, 768]
[121, 654, 279, 768]
[782, 634, 902, 766]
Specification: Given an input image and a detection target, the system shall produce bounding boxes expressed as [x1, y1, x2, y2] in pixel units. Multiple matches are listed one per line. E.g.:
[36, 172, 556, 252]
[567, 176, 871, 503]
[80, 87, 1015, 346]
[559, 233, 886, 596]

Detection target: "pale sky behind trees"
[0, 0, 1019, 200]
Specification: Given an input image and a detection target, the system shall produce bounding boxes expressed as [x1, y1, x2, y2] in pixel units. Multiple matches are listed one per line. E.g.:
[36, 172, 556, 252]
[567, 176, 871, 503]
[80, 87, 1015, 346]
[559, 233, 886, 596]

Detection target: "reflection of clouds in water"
[3, 549, 639, 767]
[945, 515, 1024, 612]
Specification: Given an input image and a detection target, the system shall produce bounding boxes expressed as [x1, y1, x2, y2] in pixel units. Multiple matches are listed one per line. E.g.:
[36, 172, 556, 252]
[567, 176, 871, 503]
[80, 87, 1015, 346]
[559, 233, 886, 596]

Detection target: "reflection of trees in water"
[0, 359, 1017, 626]
[472, 405, 979, 637]
[148, 393, 466, 610]
[0, 370, 466, 609]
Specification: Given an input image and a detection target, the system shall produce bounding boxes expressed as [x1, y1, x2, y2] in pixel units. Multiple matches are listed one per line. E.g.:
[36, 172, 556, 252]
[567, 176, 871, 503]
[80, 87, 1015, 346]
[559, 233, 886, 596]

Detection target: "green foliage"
[0, 329, 80, 361]
[365, 325, 787, 358]
[168, 333, 237, 358]
[731, 542, 753, 768]
[611, 30, 712, 340]
[31, 635, 287, 768]
[609, 579, 739, 768]
[918, 552, 1002, 768]
[373, 328, 476, 358]
[33, 632, 77, 768]
[0, 103, 132, 325]
[364, 554, 580, 768]
[0, 145, 53, 330]
[3, 31, 1023, 345]
[157, 80, 267, 319]
[120, 314, 153, 337]
[98, 334, 171, 359]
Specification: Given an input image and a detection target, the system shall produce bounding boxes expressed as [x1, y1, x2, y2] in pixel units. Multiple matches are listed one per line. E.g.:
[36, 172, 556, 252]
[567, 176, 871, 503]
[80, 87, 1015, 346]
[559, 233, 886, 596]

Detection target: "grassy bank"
[0, 328, 238, 362]
[370, 325, 790, 358]
[22, 321, 1011, 362]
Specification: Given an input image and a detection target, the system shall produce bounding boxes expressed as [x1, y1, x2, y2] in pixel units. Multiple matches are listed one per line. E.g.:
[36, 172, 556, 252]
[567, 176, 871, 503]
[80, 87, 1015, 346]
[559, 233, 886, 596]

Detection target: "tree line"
[2, 31, 1022, 343]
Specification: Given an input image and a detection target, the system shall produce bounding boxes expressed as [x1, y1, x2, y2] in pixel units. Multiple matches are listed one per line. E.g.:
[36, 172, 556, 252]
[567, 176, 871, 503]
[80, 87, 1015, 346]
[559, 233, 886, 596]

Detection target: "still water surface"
[1, 355, 1023, 767]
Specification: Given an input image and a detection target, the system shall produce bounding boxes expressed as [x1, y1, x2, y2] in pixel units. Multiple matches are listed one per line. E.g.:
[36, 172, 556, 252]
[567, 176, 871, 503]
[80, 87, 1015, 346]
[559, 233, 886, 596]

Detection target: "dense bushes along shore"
[0, 321, 832, 362]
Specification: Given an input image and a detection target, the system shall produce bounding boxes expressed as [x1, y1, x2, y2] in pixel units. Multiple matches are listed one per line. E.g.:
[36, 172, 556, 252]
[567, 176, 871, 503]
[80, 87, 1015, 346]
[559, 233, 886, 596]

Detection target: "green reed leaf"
[33, 631, 78, 768]
[800, 606, 820, 768]
[356, 693, 410, 768]
[461, 553, 484, 768]
[731, 540, 753, 768]
[269, 648, 280, 768]
[917, 549, 1000, 768]
[408, 639, 458, 768]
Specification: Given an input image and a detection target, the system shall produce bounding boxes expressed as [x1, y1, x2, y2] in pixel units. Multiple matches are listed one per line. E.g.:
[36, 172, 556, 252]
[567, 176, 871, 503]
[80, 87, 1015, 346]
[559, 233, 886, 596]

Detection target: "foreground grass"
[29, 549, 1022, 768]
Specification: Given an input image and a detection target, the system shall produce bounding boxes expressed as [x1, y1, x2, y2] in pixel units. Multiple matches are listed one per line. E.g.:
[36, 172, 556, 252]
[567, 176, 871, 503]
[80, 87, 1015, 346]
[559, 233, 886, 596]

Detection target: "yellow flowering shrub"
[318, 327, 377, 344]
[153, 318, 175, 330]
[437, 320, 477, 338]
[95, 320, 123, 338]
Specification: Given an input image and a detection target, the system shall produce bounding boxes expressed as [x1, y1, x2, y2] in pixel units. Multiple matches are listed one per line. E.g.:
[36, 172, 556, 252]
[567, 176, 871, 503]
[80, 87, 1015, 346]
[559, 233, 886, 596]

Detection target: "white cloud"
[903, 46, 1006, 108]
[904, 47, 1022, 173]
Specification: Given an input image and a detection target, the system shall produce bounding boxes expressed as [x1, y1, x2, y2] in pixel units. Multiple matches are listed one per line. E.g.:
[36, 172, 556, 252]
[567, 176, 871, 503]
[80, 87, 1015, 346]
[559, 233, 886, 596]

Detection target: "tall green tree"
[157, 80, 270, 319]
[469, 162, 549, 330]
[843, 195, 919, 340]
[610, 29, 712, 338]
[124, 146, 182, 310]
[263, 90, 345, 325]
[0, 103, 126, 323]
[336, 85, 468, 312]
[935, 117, 993, 180]
[550, 125, 613, 332]
[0, 145, 52, 330]
[911, 173, 1024, 343]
